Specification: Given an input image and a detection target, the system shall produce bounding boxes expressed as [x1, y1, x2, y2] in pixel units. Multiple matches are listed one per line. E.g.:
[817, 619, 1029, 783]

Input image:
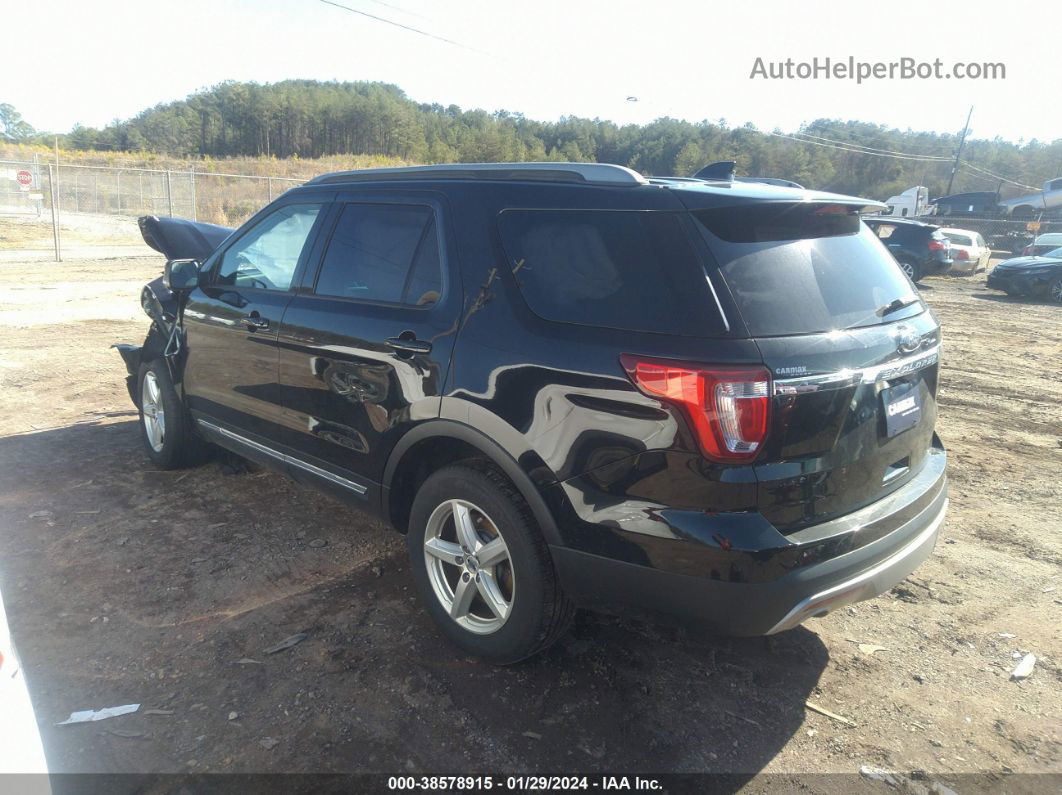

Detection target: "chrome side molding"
[197, 419, 368, 496]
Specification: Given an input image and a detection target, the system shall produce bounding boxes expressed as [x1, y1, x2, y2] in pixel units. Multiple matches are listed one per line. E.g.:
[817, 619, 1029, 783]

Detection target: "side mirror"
[163, 259, 200, 291]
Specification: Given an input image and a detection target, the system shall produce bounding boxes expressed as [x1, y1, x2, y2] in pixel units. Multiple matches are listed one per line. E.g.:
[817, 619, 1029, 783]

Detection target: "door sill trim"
[196, 419, 368, 497]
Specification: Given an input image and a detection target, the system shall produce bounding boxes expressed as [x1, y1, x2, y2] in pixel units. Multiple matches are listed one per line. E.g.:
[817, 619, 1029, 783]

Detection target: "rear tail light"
[620, 355, 770, 462]
[953, 249, 969, 260]
[927, 238, 948, 252]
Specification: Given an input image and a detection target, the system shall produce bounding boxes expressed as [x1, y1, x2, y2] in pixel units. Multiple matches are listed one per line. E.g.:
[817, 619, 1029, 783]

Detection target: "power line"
[783, 128, 1041, 192]
[360, 0, 432, 20]
[766, 131, 953, 162]
[317, 0, 487, 54]
[959, 161, 1039, 192]
[791, 131, 951, 161]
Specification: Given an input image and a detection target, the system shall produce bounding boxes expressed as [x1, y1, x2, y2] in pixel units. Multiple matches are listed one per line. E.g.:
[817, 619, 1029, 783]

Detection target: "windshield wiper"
[876, 295, 921, 317]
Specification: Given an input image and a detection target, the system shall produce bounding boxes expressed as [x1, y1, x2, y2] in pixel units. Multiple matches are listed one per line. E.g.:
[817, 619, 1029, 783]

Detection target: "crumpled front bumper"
[112, 343, 142, 406]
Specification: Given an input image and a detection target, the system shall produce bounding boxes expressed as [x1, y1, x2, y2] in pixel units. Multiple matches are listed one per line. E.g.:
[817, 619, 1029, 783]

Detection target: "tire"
[1049, 275, 1062, 304]
[406, 462, 574, 664]
[136, 359, 204, 469]
[898, 259, 921, 283]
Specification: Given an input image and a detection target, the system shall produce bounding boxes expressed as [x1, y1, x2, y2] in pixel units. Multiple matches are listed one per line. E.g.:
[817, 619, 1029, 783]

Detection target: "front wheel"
[1049, 275, 1062, 304]
[407, 462, 574, 664]
[137, 359, 204, 469]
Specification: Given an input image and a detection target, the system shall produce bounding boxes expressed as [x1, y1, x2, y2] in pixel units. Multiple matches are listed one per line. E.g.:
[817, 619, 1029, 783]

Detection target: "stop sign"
[16, 170, 32, 186]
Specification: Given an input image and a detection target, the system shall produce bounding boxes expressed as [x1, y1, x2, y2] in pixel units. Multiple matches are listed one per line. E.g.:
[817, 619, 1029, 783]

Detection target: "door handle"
[241, 313, 270, 331]
[385, 334, 432, 356]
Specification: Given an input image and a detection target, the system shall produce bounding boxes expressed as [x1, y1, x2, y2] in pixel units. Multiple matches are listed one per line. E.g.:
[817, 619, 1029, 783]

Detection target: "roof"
[298, 161, 884, 211]
[305, 162, 648, 187]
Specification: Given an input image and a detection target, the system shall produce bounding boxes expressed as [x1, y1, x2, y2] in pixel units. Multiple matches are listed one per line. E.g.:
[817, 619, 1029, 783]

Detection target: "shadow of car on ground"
[0, 420, 830, 778]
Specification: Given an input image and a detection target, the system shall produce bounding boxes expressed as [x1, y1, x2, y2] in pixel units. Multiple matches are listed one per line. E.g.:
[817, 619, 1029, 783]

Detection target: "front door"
[276, 196, 461, 487]
[182, 201, 327, 441]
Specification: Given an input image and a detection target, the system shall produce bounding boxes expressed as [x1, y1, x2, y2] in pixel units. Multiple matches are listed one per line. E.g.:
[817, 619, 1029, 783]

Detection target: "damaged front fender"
[112, 323, 172, 408]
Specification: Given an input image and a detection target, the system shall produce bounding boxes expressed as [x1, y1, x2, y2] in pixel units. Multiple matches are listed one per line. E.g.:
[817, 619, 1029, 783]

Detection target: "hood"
[995, 256, 1062, 271]
[138, 215, 234, 261]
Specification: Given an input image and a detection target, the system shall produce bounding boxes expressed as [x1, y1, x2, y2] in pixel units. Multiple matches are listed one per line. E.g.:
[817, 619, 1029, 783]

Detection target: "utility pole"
[945, 106, 973, 197]
[52, 136, 62, 262]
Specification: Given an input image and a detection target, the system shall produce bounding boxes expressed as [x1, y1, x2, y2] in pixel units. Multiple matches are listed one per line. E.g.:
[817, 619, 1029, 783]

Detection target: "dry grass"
[1, 145, 415, 225]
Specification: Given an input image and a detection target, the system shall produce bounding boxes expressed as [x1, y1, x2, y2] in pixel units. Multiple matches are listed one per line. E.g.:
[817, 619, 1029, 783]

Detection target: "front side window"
[217, 204, 322, 290]
[315, 204, 441, 305]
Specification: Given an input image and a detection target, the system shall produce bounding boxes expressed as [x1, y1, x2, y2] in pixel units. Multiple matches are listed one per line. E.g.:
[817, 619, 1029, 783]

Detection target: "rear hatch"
[687, 200, 941, 533]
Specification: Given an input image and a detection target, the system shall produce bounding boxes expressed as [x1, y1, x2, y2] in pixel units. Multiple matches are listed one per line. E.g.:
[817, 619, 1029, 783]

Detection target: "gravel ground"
[0, 255, 1059, 788]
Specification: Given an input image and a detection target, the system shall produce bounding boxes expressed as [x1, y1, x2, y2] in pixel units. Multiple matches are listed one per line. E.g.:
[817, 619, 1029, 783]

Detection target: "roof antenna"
[693, 161, 736, 181]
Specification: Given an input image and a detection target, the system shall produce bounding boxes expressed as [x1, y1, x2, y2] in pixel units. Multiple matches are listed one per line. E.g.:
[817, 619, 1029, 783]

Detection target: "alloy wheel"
[423, 499, 514, 635]
[141, 371, 166, 453]
[899, 261, 916, 279]
[1051, 279, 1062, 304]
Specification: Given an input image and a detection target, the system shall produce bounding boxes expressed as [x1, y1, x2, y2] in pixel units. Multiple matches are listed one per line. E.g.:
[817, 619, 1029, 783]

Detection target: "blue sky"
[3, 0, 1058, 143]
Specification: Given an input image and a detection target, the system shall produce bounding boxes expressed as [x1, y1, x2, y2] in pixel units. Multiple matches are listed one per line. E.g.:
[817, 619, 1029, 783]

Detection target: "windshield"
[694, 205, 922, 336]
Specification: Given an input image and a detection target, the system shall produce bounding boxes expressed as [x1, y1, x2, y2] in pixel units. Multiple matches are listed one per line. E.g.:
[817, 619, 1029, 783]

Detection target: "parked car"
[862, 217, 953, 282]
[940, 228, 991, 274]
[117, 163, 948, 663]
[986, 246, 1062, 302]
[1021, 232, 1062, 257]
[930, 191, 1000, 217]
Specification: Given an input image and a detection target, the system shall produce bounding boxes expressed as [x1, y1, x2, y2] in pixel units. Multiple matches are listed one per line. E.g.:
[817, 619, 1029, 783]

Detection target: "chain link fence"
[1, 158, 305, 260]
[3, 158, 1060, 262]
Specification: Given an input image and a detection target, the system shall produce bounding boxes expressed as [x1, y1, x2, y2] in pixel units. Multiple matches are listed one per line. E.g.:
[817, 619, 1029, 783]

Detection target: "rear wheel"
[137, 359, 204, 469]
[407, 462, 574, 663]
[897, 259, 920, 282]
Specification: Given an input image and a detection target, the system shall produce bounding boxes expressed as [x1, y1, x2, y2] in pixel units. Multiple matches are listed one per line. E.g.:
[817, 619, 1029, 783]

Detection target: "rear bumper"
[765, 497, 945, 633]
[551, 447, 947, 635]
[927, 255, 953, 275]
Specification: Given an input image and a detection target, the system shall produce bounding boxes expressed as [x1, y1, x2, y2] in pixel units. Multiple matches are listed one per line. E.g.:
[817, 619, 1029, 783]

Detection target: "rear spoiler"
[138, 216, 234, 261]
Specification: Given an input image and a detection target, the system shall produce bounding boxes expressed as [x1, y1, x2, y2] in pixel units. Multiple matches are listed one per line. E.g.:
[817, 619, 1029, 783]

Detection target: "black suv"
[118, 163, 948, 663]
[862, 216, 953, 282]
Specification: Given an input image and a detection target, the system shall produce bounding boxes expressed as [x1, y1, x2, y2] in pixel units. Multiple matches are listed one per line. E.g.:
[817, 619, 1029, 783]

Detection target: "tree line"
[8, 80, 1062, 201]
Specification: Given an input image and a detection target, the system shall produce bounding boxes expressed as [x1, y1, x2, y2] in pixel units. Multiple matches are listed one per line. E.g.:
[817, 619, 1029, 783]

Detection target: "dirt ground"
[0, 252, 1059, 788]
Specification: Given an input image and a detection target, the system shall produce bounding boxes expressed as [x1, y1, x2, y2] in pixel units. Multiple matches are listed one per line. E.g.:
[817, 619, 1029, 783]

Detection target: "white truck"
[882, 186, 931, 218]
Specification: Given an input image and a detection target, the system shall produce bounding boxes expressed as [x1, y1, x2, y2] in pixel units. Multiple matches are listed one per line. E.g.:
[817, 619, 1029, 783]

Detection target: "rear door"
[689, 203, 941, 532]
[275, 193, 461, 488]
[183, 201, 328, 440]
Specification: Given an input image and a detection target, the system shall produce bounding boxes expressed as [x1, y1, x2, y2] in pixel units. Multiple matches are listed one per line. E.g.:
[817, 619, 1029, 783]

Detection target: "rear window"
[497, 209, 725, 335]
[944, 232, 973, 246]
[694, 204, 921, 337]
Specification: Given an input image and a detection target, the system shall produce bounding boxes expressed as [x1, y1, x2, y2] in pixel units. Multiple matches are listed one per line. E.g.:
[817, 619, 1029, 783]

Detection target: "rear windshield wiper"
[876, 295, 922, 317]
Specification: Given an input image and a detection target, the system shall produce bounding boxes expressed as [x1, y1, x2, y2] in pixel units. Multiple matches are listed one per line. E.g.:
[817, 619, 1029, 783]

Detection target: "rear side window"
[315, 204, 441, 305]
[497, 210, 724, 335]
[694, 204, 920, 337]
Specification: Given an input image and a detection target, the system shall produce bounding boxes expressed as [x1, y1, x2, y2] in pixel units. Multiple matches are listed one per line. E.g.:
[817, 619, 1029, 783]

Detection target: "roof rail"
[305, 162, 649, 187]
